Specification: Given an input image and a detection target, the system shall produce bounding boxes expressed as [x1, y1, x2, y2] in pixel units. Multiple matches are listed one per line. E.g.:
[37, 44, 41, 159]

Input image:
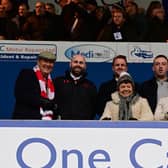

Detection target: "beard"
[71, 66, 85, 77]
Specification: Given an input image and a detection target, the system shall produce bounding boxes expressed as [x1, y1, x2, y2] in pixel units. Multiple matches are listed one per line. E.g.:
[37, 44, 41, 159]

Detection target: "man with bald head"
[54, 54, 97, 120]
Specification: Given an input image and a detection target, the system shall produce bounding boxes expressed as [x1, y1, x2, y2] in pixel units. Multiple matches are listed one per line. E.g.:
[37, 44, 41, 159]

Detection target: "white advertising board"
[0, 121, 168, 168]
[0, 40, 168, 63]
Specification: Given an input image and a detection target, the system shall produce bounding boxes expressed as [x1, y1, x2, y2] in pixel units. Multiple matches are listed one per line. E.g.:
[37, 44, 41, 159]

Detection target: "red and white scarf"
[33, 65, 55, 120]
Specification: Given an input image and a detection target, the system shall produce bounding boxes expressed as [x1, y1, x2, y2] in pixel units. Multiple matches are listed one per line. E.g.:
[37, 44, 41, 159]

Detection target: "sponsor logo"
[131, 47, 153, 59]
[16, 137, 166, 168]
[65, 44, 116, 62]
[0, 43, 57, 61]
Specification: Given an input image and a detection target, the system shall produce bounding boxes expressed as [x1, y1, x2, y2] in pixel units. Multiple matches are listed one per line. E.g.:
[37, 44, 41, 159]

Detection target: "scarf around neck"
[119, 93, 139, 120]
[33, 65, 55, 120]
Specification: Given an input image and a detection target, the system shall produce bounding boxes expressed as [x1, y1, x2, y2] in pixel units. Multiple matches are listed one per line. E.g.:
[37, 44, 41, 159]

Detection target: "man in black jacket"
[54, 54, 97, 120]
[139, 55, 168, 113]
[13, 51, 57, 120]
[97, 8, 138, 41]
[97, 55, 139, 117]
[97, 55, 128, 116]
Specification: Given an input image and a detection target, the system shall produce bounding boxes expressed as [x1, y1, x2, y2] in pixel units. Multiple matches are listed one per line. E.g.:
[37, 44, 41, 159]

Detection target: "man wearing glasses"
[53, 54, 97, 120]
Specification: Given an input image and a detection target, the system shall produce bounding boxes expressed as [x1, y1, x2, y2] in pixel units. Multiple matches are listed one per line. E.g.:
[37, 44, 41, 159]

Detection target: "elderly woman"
[100, 72, 153, 121]
[154, 97, 168, 120]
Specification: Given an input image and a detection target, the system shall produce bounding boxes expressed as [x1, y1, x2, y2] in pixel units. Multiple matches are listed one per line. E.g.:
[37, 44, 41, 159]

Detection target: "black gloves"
[102, 117, 111, 120]
[129, 117, 137, 120]
[40, 97, 57, 112]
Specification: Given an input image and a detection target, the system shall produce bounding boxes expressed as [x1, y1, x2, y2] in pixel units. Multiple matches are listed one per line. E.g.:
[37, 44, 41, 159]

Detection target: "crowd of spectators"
[0, 0, 168, 42]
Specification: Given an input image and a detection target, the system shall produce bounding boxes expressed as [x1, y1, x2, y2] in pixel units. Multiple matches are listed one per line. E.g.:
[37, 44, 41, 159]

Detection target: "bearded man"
[53, 54, 97, 120]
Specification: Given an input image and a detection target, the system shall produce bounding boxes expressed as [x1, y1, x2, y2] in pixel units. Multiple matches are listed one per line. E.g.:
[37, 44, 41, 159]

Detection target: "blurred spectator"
[94, 6, 111, 35]
[0, 0, 18, 18]
[45, 2, 66, 40]
[125, 1, 138, 17]
[162, 0, 168, 22]
[95, 6, 111, 24]
[22, 1, 65, 41]
[60, 0, 96, 41]
[84, 0, 100, 39]
[22, 1, 47, 40]
[110, 2, 124, 18]
[111, 0, 135, 12]
[12, 2, 30, 39]
[45, 2, 56, 15]
[0, 4, 18, 39]
[125, 1, 148, 41]
[121, 0, 145, 14]
[85, 0, 97, 13]
[58, 0, 71, 9]
[97, 8, 138, 41]
[145, 1, 168, 42]
[60, 0, 83, 36]
[122, 0, 134, 8]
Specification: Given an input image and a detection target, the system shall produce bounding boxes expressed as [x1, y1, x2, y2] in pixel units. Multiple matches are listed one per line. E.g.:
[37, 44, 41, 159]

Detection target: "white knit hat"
[117, 72, 135, 90]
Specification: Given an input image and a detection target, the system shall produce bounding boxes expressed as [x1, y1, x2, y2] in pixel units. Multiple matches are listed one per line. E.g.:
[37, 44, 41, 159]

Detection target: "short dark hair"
[146, 1, 162, 18]
[46, 2, 55, 9]
[112, 55, 127, 65]
[19, 2, 29, 10]
[153, 55, 168, 65]
[128, 2, 138, 13]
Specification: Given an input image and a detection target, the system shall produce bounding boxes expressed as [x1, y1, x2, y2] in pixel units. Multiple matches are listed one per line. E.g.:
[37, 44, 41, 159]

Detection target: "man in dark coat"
[97, 55, 128, 116]
[22, 1, 65, 41]
[97, 8, 138, 41]
[97, 55, 139, 116]
[139, 55, 168, 113]
[13, 51, 57, 120]
[54, 54, 97, 120]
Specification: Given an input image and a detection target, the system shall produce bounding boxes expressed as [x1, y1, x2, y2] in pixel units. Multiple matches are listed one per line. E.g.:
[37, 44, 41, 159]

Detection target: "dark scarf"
[119, 93, 140, 120]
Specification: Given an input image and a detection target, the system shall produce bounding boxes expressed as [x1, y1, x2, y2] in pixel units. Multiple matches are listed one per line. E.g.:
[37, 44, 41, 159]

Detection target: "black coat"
[97, 22, 139, 42]
[97, 78, 117, 116]
[53, 71, 97, 120]
[13, 69, 57, 119]
[139, 77, 158, 113]
[145, 17, 168, 42]
[61, 2, 97, 41]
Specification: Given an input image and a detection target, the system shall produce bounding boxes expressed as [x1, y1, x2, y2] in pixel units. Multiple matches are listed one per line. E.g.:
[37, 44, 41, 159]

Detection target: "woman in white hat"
[100, 72, 153, 121]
